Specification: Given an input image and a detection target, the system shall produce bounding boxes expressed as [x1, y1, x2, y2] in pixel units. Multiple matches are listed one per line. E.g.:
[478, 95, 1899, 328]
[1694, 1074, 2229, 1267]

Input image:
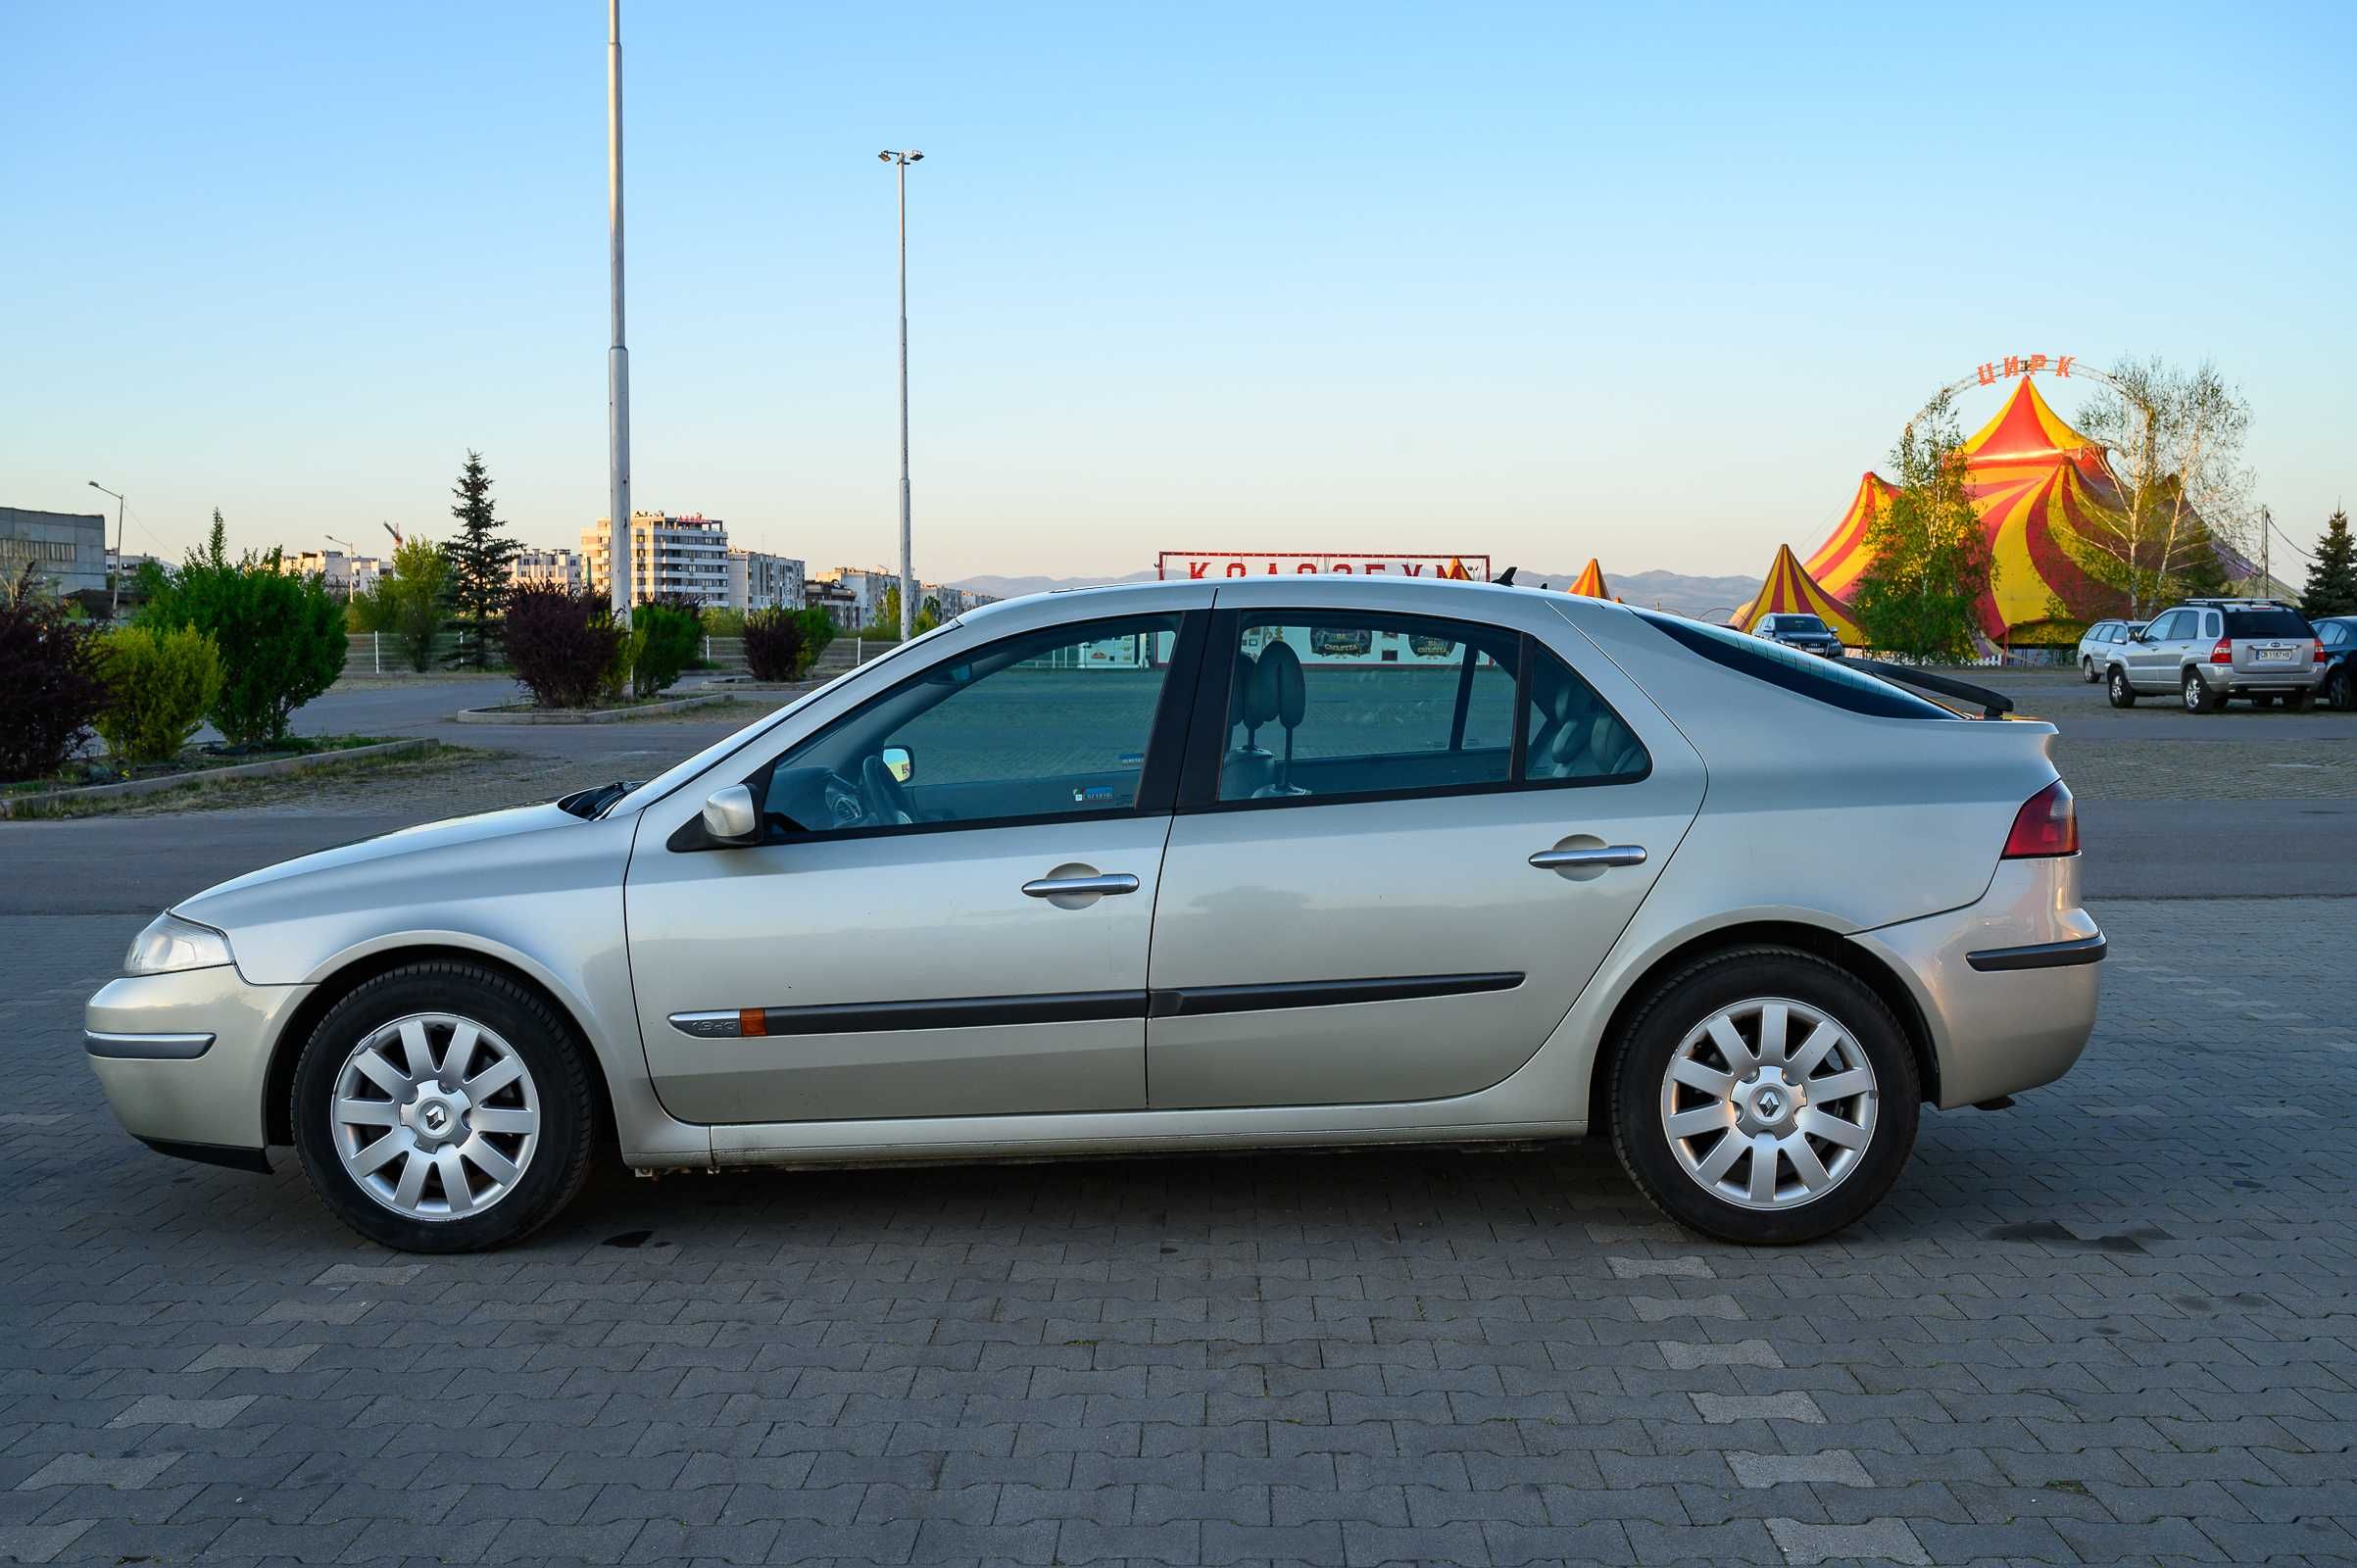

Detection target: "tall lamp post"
[877, 149, 922, 641]
[606, 0, 633, 618]
[87, 480, 125, 617]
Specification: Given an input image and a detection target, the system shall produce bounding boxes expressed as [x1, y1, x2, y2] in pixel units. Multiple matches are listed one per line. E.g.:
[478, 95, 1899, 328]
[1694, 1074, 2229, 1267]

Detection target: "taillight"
[2209, 637, 2233, 664]
[2318, 643, 2330, 663]
[2004, 779, 2078, 858]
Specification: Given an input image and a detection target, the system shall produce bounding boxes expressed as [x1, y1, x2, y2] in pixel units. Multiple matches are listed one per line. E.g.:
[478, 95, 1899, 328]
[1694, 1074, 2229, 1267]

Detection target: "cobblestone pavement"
[1, 898, 2352, 1566]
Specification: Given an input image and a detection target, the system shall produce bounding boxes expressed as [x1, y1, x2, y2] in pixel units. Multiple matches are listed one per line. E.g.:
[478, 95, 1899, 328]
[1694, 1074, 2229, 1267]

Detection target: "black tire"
[2330, 667, 2354, 710]
[2285, 688, 2313, 712]
[291, 961, 598, 1252]
[1607, 947, 1920, 1246]
[2081, 657, 2097, 684]
[2182, 670, 2221, 714]
[2106, 666, 2136, 708]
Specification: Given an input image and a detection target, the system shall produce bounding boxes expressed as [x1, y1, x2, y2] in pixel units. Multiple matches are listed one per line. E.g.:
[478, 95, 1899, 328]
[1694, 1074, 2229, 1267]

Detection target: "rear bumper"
[83, 966, 310, 1171]
[1850, 857, 2102, 1110]
[2194, 663, 2324, 694]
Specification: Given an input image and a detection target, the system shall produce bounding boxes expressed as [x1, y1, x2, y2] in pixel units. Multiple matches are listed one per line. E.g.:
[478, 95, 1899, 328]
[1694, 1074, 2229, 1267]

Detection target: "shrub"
[796, 607, 838, 655]
[700, 606, 746, 638]
[137, 511, 346, 746]
[742, 606, 808, 681]
[627, 599, 702, 697]
[505, 584, 626, 709]
[387, 536, 448, 672]
[94, 624, 224, 765]
[0, 564, 111, 781]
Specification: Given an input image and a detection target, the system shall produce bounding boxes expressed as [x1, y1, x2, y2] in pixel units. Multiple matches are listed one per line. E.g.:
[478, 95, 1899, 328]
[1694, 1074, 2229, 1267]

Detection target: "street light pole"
[878, 149, 923, 641]
[88, 480, 125, 617]
[607, 0, 633, 619]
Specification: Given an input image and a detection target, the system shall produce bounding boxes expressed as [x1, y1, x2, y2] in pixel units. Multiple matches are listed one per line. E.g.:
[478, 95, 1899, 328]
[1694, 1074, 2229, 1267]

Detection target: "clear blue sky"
[5, 1, 2352, 581]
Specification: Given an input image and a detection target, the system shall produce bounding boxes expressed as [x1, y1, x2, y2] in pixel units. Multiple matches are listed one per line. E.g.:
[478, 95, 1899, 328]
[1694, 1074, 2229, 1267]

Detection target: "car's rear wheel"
[2106, 667, 2136, 708]
[1608, 948, 1919, 1245]
[2330, 667, 2354, 710]
[2285, 688, 2313, 712]
[291, 962, 596, 1252]
[2182, 670, 2221, 713]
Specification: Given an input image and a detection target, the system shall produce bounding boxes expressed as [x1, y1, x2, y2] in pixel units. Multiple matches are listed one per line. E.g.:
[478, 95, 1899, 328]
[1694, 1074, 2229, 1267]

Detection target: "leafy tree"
[138, 511, 345, 746]
[94, 624, 223, 765]
[795, 607, 838, 656]
[2301, 508, 2357, 617]
[388, 535, 448, 672]
[870, 583, 941, 640]
[440, 451, 517, 669]
[0, 562, 110, 781]
[2075, 358, 2255, 616]
[700, 606, 747, 638]
[505, 584, 626, 709]
[625, 598, 702, 697]
[1850, 396, 1996, 662]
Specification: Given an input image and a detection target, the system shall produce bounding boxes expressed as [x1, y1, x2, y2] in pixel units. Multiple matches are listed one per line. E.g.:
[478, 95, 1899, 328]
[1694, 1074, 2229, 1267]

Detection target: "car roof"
[958, 571, 1633, 624]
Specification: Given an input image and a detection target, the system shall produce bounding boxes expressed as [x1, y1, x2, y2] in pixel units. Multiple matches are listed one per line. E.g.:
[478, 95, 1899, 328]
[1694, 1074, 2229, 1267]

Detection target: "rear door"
[1144, 595, 1704, 1109]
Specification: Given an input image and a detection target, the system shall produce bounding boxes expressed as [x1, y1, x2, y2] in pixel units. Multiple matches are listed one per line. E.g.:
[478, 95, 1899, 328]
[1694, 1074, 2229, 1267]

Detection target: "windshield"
[2223, 608, 2313, 638]
[597, 620, 962, 818]
[1781, 614, 1828, 634]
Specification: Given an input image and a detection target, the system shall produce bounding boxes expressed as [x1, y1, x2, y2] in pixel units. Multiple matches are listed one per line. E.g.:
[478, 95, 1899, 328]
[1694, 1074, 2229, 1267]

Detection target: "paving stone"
[1764, 1515, 1932, 1565]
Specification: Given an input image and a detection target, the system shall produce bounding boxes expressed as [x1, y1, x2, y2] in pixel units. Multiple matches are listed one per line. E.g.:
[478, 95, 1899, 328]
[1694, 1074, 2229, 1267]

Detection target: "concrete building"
[581, 512, 730, 608]
[277, 550, 385, 595]
[512, 548, 586, 594]
[804, 577, 863, 631]
[728, 549, 805, 612]
[813, 566, 899, 623]
[0, 507, 108, 596]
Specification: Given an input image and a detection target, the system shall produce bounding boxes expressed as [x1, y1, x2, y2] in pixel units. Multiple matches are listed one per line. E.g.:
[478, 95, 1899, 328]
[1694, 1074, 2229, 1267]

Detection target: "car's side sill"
[1964, 934, 2107, 972]
[139, 1137, 272, 1175]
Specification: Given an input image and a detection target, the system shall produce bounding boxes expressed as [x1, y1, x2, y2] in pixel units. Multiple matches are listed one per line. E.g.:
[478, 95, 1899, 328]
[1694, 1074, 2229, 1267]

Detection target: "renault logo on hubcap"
[1755, 1089, 1785, 1119]
[421, 1104, 450, 1135]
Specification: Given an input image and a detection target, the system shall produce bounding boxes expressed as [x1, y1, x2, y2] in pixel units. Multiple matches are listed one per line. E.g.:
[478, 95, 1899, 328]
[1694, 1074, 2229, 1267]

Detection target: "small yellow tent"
[1732, 543, 1864, 645]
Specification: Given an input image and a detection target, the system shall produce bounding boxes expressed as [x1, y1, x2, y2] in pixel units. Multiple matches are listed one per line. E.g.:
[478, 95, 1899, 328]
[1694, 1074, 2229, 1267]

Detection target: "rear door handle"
[1022, 873, 1141, 898]
[1529, 846, 1646, 870]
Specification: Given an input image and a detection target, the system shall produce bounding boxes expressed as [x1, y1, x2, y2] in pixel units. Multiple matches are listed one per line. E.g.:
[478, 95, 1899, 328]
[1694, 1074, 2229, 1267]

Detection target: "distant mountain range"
[950, 567, 1758, 622]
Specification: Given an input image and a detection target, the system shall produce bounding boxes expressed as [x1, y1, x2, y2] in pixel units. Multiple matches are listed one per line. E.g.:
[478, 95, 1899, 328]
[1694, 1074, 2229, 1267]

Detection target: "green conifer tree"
[441, 450, 518, 669]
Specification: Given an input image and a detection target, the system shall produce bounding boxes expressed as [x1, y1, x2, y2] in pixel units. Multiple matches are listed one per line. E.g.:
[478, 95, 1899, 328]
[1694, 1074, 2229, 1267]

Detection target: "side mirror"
[881, 745, 914, 784]
[700, 783, 760, 845]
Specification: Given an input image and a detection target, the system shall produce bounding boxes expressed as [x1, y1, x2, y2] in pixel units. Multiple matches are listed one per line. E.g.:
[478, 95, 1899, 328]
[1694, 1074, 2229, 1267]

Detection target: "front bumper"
[1849, 856, 2102, 1109]
[84, 965, 311, 1169]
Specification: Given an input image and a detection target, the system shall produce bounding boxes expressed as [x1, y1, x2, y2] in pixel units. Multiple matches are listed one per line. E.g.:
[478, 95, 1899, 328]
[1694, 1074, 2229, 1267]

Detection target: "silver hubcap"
[2185, 678, 2201, 710]
[331, 1013, 539, 1221]
[1659, 997, 1879, 1211]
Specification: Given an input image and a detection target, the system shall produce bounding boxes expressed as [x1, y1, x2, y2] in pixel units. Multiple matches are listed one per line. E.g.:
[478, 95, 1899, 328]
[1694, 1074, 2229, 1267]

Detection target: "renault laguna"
[86, 577, 2103, 1251]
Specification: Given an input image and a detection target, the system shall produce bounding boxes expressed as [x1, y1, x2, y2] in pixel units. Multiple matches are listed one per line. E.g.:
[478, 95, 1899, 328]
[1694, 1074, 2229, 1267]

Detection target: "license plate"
[2255, 648, 2294, 663]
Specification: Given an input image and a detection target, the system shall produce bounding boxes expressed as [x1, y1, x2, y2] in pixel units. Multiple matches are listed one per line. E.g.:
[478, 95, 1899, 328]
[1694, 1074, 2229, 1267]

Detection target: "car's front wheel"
[1609, 948, 1919, 1245]
[291, 962, 597, 1252]
[2107, 667, 2136, 708]
[2081, 656, 2097, 683]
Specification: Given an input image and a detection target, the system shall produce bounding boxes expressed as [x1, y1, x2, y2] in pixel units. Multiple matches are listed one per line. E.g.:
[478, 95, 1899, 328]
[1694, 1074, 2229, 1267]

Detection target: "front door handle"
[1022, 872, 1141, 899]
[1529, 846, 1646, 870]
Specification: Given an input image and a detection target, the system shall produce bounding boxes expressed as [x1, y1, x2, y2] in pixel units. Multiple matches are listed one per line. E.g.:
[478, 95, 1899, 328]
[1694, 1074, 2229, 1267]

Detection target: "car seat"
[1249, 640, 1310, 798]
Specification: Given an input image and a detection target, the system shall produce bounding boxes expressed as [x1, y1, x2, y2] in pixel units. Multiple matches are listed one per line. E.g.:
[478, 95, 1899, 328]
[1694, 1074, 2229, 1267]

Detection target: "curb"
[454, 692, 735, 725]
[0, 739, 438, 819]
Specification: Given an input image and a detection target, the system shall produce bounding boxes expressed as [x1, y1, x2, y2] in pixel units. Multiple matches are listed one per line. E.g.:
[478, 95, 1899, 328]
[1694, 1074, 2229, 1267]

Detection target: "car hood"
[170, 800, 647, 990]
[178, 803, 585, 914]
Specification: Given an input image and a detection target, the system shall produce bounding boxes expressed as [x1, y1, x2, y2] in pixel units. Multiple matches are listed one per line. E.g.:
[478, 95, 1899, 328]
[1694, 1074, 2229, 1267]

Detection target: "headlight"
[124, 913, 235, 976]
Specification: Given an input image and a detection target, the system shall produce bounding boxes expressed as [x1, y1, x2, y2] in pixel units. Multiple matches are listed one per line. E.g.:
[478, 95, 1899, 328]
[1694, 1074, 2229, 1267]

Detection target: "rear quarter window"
[1633, 611, 1957, 720]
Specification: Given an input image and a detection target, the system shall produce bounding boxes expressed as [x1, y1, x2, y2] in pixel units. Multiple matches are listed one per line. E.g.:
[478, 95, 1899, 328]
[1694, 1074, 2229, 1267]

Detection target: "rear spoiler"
[1851, 661, 2014, 719]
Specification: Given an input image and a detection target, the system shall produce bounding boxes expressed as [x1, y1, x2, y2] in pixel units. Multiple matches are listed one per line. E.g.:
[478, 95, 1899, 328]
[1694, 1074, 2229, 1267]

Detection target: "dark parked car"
[2317, 616, 2357, 710]
[1753, 612, 1843, 658]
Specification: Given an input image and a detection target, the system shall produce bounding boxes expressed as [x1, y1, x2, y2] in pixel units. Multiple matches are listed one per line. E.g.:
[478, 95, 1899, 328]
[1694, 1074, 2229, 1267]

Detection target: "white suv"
[2101, 600, 2324, 712]
[2075, 619, 2142, 683]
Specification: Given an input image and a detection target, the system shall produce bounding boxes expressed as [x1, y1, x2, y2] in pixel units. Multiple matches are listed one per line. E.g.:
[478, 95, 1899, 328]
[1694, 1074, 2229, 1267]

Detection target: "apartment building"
[512, 548, 586, 593]
[581, 512, 731, 608]
[728, 549, 806, 612]
[276, 549, 385, 595]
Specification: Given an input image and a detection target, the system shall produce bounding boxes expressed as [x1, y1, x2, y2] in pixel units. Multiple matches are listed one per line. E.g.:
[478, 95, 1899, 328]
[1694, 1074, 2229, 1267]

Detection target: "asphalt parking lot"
[0, 666, 2351, 1566]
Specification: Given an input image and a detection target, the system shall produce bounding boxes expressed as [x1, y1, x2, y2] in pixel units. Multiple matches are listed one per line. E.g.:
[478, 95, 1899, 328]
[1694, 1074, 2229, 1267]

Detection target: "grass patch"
[10, 741, 473, 818]
[4, 735, 398, 797]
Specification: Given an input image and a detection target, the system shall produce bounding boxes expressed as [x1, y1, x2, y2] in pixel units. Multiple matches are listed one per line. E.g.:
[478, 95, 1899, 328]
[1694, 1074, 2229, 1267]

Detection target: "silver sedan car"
[86, 577, 2104, 1251]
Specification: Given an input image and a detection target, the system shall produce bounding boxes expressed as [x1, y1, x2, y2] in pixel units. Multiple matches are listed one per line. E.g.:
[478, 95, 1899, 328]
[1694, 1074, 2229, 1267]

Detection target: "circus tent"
[1733, 543, 1863, 644]
[1777, 378, 2136, 645]
[1565, 559, 1611, 598]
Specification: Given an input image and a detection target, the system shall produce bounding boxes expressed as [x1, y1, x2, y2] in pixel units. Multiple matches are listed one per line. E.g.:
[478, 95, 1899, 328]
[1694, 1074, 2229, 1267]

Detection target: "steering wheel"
[818, 769, 865, 829]
[858, 753, 914, 826]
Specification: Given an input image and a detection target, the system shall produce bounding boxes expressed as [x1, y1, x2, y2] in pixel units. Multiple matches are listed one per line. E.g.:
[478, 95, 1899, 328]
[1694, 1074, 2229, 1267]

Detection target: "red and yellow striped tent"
[1565, 559, 1611, 599]
[1789, 378, 2132, 646]
[1733, 543, 1863, 644]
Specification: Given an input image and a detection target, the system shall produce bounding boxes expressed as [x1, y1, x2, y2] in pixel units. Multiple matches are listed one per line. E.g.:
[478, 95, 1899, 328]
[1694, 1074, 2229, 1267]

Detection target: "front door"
[1146, 604, 1704, 1109]
[626, 612, 1197, 1125]
[2132, 610, 2187, 690]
